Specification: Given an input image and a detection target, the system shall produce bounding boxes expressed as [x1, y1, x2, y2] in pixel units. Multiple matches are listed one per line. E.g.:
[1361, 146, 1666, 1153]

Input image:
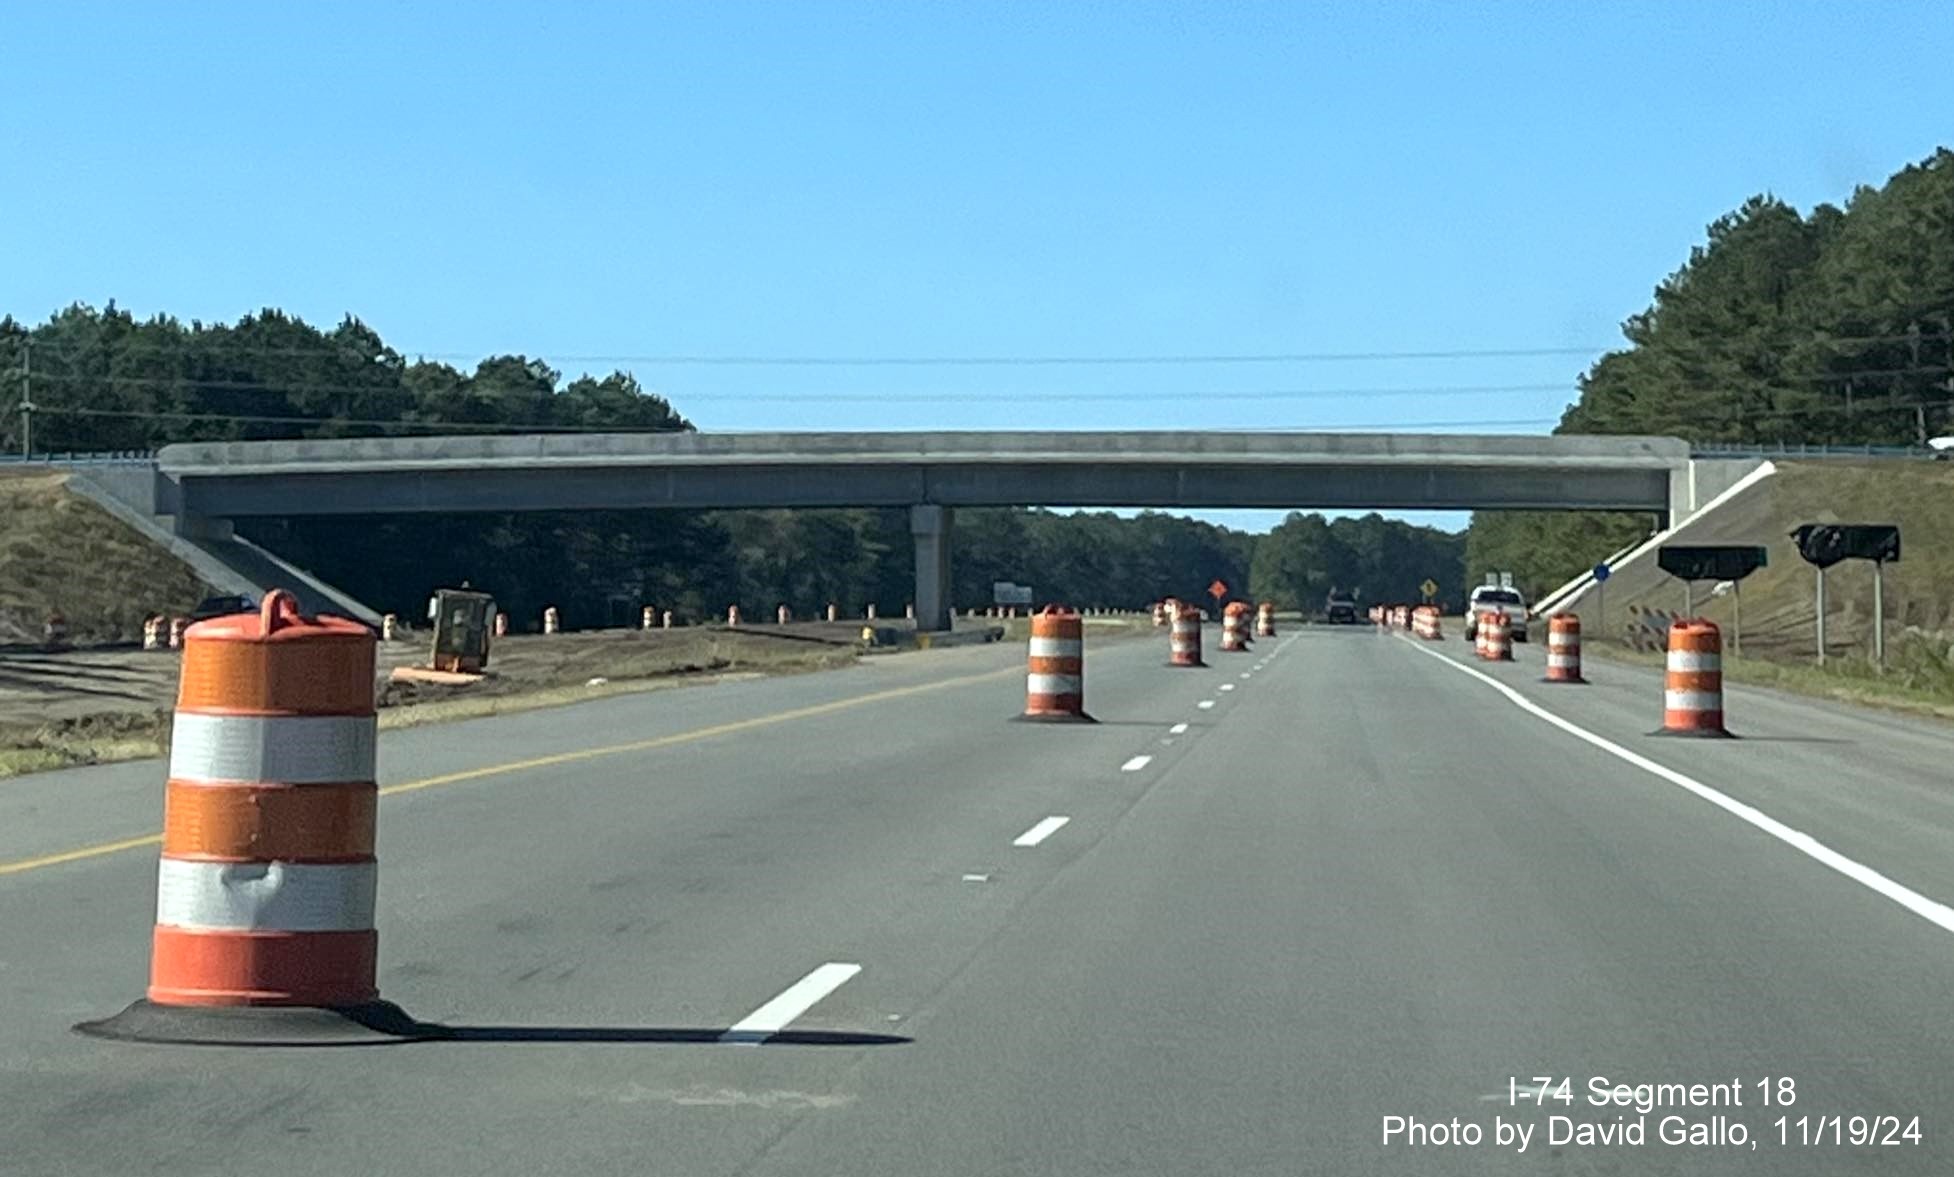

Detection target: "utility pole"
[1908, 321, 1928, 446]
[17, 338, 31, 458]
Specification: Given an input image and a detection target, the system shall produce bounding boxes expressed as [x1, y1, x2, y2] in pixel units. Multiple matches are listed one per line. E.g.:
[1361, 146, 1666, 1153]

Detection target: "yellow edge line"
[0, 663, 1020, 878]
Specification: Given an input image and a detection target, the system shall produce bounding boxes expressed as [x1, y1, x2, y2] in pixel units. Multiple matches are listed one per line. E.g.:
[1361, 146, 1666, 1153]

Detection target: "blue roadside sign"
[1593, 562, 1612, 583]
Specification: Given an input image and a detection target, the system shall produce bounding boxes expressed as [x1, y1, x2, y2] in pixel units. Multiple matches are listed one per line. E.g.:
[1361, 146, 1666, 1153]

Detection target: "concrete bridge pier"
[911, 504, 953, 633]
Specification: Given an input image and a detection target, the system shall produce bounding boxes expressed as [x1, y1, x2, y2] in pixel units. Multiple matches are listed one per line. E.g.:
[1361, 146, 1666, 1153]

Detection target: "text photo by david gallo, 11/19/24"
[1381, 1075, 1925, 1157]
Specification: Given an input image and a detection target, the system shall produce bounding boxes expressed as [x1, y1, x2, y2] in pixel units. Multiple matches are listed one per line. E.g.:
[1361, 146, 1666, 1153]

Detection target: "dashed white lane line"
[1240, 672, 1253, 679]
[1397, 635, 1954, 939]
[1219, 683, 1235, 692]
[1012, 815, 1072, 847]
[1169, 723, 1189, 735]
[1197, 700, 1216, 710]
[1121, 755, 1153, 772]
[721, 962, 862, 1044]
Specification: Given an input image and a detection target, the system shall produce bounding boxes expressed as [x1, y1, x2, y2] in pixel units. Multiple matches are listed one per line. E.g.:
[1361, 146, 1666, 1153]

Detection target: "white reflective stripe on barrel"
[1028, 637, 1083, 658]
[168, 713, 377, 785]
[155, 858, 376, 932]
[1664, 689, 1723, 712]
[1547, 653, 1580, 668]
[1549, 633, 1578, 648]
[1027, 673, 1082, 696]
[1666, 650, 1722, 673]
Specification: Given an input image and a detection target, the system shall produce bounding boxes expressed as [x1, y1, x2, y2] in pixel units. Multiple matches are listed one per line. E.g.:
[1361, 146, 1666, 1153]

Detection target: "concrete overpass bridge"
[75, 430, 1752, 630]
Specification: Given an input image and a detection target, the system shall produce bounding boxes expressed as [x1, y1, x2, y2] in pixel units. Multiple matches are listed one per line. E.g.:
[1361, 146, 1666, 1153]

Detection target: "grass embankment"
[0, 471, 214, 646]
[1694, 462, 1954, 661]
[1573, 460, 1954, 723]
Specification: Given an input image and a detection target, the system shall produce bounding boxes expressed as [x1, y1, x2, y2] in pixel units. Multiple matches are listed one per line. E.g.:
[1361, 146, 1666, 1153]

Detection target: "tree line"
[0, 306, 1466, 624]
[1469, 147, 1954, 598]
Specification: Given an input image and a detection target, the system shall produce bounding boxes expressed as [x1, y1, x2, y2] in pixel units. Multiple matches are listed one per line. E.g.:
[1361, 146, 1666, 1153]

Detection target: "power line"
[33, 406, 682, 435]
[26, 365, 1951, 405]
[15, 329, 1951, 367]
[37, 404, 1573, 434]
[24, 371, 1579, 402]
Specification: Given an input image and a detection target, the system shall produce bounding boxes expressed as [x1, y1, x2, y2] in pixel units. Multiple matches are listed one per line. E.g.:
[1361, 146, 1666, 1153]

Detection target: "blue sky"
[5, 2, 1952, 533]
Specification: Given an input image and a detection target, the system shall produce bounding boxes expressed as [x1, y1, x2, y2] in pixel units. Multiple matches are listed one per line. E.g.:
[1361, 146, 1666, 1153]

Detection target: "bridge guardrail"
[0, 451, 158, 466]
[1689, 441, 1938, 459]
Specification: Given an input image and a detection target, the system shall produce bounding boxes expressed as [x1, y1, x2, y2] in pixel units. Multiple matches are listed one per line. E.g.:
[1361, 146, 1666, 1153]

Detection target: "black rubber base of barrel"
[1541, 677, 1588, 685]
[1648, 727, 1737, 739]
[74, 999, 436, 1047]
[1014, 710, 1098, 724]
[1166, 661, 1209, 668]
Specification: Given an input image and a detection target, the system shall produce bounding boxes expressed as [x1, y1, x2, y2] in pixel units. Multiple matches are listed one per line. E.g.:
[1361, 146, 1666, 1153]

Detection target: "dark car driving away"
[1325, 595, 1359, 624]
[188, 594, 257, 623]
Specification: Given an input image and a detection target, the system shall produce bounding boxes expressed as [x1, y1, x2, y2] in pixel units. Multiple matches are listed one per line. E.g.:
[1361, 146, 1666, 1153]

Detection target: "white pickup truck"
[1463, 586, 1529, 643]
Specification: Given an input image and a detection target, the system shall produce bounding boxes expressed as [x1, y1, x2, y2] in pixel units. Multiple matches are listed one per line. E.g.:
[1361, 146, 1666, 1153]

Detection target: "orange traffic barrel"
[1169, 602, 1206, 667]
[44, 611, 70, 651]
[1481, 610, 1512, 661]
[493, 612, 508, 637]
[143, 614, 164, 651]
[777, 604, 792, 625]
[1255, 603, 1276, 637]
[1152, 602, 1168, 627]
[1220, 603, 1251, 652]
[826, 603, 839, 622]
[1545, 614, 1585, 683]
[168, 616, 189, 649]
[1018, 606, 1094, 723]
[642, 606, 656, 630]
[76, 589, 425, 1044]
[661, 610, 673, 629]
[380, 613, 399, 642]
[726, 605, 741, 626]
[866, 603, 878, 620]
[542, 606, 560, 635]
[1656, 619, 1729, 736]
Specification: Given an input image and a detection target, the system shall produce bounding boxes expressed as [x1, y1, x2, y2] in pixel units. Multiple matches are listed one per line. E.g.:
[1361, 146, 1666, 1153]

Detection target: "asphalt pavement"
[4, 619, 1953, 1175]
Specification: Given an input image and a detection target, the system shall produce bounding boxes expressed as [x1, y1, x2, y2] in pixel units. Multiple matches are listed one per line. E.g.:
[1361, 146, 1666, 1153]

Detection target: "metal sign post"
[1655, 546, 1767, 646]
[1592, 562, 1610, 642]
[1815, 567, 1826, 666]
[1873, 559, 1885, 669]
[1791, 524, 1898, 668]
[1732, 580, 1741, 656]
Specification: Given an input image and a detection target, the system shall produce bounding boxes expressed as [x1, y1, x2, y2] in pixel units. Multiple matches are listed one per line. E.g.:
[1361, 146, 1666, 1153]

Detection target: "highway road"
[4, 620, 1954, 1174]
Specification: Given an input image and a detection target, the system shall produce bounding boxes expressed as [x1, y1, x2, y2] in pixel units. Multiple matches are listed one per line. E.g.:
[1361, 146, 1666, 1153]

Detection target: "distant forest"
[0, 309, 1461, 621]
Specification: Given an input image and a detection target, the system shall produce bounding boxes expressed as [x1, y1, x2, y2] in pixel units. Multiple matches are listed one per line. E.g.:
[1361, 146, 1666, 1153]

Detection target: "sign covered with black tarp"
[1789, 524, 1900, 569]
[1656, 545, 1769, 583]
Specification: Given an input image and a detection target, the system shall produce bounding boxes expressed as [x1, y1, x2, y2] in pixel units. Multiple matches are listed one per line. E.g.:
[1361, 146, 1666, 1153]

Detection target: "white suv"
[1464, 586, 1529, 643]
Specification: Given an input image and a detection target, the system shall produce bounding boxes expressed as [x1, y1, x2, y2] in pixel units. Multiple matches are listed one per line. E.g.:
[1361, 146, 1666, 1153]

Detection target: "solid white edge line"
[1121, 755, 1153, 772]
[721, 962, 863, 1044]
[1012, 815, 1072, 847]
[1394, 635, 1954, 938]
[1169, 723, 1189, 734]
